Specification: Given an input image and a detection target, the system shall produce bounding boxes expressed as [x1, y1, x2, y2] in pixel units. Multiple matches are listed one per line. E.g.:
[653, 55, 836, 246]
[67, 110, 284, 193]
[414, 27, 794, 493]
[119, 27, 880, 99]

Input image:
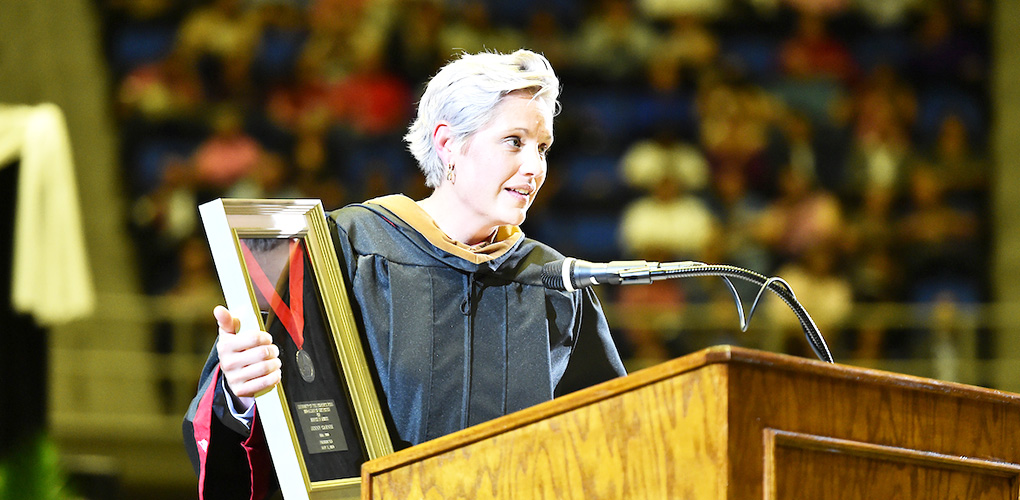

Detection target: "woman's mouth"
[505, 186, 532, 201]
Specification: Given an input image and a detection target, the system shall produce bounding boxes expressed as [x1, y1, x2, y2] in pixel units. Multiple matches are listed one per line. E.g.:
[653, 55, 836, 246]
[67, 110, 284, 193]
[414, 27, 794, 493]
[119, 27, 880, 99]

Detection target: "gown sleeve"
[554, 286, 628, 397]
[182, 342, 278, 500]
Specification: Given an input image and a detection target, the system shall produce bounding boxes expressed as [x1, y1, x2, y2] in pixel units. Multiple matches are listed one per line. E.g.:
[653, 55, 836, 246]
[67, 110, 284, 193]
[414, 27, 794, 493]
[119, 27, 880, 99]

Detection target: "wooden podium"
[360, 346, 1020, 499]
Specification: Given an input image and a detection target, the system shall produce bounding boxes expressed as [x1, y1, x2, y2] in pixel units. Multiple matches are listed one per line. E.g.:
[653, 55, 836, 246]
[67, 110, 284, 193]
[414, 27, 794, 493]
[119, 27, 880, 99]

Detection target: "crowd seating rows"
[99, 0, 990, 364]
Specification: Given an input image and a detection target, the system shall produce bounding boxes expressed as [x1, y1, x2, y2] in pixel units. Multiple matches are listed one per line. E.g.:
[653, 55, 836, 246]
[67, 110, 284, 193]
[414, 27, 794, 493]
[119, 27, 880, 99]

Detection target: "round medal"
[296, 349, 315, 383]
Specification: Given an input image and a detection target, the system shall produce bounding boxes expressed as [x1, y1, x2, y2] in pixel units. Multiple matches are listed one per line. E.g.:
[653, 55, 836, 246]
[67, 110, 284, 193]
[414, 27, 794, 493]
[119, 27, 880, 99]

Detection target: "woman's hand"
[213, 305, 282, 411]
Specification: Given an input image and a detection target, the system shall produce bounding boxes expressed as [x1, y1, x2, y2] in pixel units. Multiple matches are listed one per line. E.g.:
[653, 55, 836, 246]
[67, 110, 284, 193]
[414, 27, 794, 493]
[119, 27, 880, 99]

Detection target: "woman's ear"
[432, 122, 456, 166]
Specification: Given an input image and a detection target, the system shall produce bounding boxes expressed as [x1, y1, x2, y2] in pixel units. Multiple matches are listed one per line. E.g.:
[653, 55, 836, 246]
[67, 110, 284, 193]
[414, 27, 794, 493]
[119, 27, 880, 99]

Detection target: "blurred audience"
[753, 164, 843, 266]
[573, 0, 659, 85]
[101, 0, 990, 367]
[764, 241, 853, 358]
[778, 11, 857, 84]
[895, 164, 980, 294]
[618, 170, 719, 261]
[192, 104, 262, 191]
[176, 0, 261, 100]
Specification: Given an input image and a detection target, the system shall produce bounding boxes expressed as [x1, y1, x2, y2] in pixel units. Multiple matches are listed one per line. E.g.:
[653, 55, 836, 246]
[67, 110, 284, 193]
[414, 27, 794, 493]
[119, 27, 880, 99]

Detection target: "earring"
[446, 162, 456, 183]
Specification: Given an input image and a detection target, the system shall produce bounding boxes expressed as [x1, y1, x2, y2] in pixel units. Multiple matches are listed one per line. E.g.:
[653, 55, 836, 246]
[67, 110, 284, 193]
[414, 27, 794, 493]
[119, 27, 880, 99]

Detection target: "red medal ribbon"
[240, 238, 305, 350]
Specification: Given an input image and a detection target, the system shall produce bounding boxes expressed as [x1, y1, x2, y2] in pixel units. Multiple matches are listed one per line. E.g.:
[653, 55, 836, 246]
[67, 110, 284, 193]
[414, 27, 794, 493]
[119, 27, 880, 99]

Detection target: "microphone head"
[541, 260, 567, 290]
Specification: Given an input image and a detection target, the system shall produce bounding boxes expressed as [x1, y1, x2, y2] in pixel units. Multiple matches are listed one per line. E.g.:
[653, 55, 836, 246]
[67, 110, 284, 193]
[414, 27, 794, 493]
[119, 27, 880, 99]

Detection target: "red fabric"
[242, 407, 273, 500]
[194, 368, 273, 500]
[194, 367, 219, 500]
[240, 239, 305, 347]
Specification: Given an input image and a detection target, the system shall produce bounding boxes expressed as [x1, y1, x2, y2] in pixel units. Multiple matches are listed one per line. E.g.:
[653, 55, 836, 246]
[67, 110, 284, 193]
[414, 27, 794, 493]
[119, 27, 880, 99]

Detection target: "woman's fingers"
[212, 306, 282, 398]
[213, 305, 241, 334]
[223, 355, 283, 398]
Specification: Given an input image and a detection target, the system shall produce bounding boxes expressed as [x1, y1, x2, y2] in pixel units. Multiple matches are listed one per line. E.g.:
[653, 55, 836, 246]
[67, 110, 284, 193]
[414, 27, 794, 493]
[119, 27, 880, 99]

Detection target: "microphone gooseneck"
[541, 258, 834, 364]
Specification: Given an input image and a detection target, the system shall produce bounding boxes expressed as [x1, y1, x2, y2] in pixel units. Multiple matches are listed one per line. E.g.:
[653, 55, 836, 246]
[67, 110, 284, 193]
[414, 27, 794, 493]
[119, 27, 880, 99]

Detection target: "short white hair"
[404, 49, 561, 188]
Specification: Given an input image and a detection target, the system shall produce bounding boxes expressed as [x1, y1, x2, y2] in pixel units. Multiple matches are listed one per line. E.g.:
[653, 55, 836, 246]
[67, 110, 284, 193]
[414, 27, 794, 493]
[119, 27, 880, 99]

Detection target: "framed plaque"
[200, 198, 393, 499]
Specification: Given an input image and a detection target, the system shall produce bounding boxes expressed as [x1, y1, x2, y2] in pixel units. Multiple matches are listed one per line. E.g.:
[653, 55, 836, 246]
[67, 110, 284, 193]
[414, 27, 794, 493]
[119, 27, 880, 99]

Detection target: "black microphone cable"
[648, 262, 834, 364]
[542, 259, 834, 364]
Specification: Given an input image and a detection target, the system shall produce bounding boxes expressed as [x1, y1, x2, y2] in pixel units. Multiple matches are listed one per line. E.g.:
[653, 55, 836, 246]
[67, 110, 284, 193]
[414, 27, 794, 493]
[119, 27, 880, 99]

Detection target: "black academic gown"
[183, 195, 627, 499]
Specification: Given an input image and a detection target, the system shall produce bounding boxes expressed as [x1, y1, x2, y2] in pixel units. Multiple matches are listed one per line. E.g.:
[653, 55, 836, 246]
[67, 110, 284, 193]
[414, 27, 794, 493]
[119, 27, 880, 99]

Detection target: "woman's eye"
[506, 137, 522, 148]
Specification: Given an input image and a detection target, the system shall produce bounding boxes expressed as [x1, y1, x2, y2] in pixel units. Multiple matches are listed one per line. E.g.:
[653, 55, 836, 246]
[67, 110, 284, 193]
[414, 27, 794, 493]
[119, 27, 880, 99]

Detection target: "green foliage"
[0, 433, 74, 500]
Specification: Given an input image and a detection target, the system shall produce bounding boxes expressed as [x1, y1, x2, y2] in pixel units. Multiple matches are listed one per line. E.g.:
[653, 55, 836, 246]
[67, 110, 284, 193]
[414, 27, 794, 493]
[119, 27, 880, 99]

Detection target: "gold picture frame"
[200, 198, 393, 499]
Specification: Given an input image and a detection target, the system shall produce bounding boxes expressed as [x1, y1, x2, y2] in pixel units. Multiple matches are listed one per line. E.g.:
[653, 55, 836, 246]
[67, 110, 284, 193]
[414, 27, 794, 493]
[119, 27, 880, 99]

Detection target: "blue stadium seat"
[251, 28, 307, 84]
[571, 213, 622, 261]
[109, 23, 177, 75]
[565, 89, 694, 147]
[915, 86, 985, 147]
[719, 35, 780, 81]
[565, 89, 643, 143]
[560, 153, 625, 203]
[530, 212, 622, 262]
[131, 137, 200, 194]
[851, 30, 910, 72]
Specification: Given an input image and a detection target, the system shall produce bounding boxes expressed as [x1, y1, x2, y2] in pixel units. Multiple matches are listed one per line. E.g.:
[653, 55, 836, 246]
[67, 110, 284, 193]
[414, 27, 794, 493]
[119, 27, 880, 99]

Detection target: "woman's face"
[449, 92, 554, 231]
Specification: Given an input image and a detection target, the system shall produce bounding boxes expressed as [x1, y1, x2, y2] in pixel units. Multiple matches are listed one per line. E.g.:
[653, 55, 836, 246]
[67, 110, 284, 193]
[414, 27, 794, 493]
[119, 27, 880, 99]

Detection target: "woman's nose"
[520, 148, 546, 176]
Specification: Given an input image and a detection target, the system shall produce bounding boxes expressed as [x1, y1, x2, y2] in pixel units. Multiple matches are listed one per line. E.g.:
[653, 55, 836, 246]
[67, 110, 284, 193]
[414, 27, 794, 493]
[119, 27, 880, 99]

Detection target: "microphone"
[541, 256, 835, 364]
[541, 257, 654, 292]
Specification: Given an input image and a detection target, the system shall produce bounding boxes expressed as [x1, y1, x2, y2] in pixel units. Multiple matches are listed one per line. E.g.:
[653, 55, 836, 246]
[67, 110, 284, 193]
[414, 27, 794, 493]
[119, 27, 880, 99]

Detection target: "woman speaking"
[183, 49, 627, 499]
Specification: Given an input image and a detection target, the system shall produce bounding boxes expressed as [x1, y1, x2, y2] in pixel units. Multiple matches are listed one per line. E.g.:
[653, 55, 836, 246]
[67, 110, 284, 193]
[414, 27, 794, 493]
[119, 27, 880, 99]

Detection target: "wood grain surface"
[361, 346, 1020, 499]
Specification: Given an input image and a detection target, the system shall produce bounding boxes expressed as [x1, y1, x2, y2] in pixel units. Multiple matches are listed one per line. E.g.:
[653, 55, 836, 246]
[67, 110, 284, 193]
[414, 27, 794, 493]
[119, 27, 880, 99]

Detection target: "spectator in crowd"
[384, 0, 446, 82]
[855, 0, 920, 28]
[224, 151, 302, 199]
[907, 2, 987, 92]
[655, 13, 720, 88]
[438, 1, 523, 57]
[705, 165, 769, 273]
[767, 108, 848, 194]
[100, 0, 990, 369]
[753, 164, 843, 266]
[130, 157, 200, 294]
[325, 48, 412, 138]
[696, 76, 778, 194]
[620, 129, 709, 194]
[895, 164, 980, 296]
[614, 269, 687, 367]
[843, 65, 916, 200]
[192, 104, 263, 193]
[841, 183, 901, 360]
[926, 113, 987, 200]
[117, 48, 205, 123]
[176, 0, 261, 99]
[573, 0, 659, 85]
[764, 241, 853, 358]
[842, 184, 900, 302]
[618, 169, 719, 262]
[523, 10, 574, 80]
[264, 53, 332, 136]
[778, 11, 857, 84]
